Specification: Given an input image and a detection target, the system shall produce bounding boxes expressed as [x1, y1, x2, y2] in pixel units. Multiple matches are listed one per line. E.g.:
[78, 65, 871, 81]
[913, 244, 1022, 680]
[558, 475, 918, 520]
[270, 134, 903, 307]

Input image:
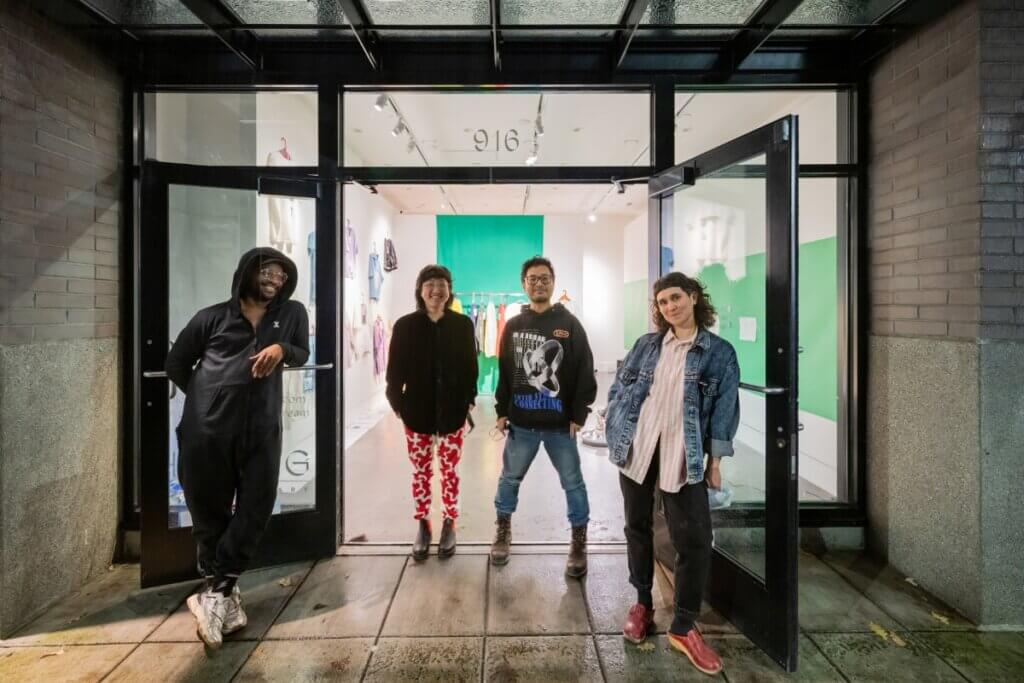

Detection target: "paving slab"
[234, 638, 372, 682]
[0, 644, 134, 682]
[596, 634, 724, 681]
[809, 632, 966, 682]
[364, 637, 482, 682]
[0, 566, 196, 646]
[266, 556, 406, 639]
[485, 636, 604, 682]
[381, 556, 487, 636]
[147, 562, 312, 642]
[487, 554, 590, 635]
[798, 553, 901, 633]
[103, 642, 256, 682]
[819, 551, 975, 631]
[915, 631, 1024, 682]
[584, 553, 675, 636]
[707, 634, 845, 682]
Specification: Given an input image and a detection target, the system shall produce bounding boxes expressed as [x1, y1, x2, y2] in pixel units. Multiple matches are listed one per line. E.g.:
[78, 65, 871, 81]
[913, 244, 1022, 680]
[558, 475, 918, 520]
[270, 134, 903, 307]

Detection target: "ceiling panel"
[641, 0, 762, 25]
[501, 0, 626, 25]
[784, 0, 898, 25]
[364, 0, 490, 25]
[86, 0, 201, 24]
[223, 0, 344, 24]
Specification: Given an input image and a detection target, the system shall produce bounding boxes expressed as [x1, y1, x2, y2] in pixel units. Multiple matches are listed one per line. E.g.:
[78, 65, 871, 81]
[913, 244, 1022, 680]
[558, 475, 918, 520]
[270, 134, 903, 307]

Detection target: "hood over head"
[231, 247, 298, 306]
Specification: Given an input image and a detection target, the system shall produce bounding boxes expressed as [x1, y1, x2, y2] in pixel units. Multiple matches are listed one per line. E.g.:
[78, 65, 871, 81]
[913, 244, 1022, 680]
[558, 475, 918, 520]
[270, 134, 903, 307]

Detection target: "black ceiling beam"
[179, 0, 259, 69]
[490, 0, 502, 70]
[711, 0, 802, 80]
[616, 0, 651, 69]
[337, 0, 379, 70]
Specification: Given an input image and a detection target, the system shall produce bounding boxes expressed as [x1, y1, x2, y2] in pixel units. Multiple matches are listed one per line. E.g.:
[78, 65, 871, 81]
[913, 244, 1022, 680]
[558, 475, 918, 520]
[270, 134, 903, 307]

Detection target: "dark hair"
[520, 256, 555, 282]
[651, 272, 717, 332]
[414, 264, 454, 311]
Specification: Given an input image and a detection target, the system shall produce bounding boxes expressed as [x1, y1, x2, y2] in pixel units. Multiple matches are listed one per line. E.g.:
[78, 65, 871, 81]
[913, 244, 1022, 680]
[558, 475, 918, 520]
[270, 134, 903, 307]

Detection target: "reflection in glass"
[502, 0, 627, 24]
[167, 185, 317, 529]
[642, 0, 762, 24]
[364, 0, 489, 25]
[785, 0, 897, 25]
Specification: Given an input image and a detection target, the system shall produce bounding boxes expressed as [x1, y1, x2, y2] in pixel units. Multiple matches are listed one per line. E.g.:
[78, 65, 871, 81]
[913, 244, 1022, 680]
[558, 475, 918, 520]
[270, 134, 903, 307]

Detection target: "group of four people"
[168, 248, 739, 677]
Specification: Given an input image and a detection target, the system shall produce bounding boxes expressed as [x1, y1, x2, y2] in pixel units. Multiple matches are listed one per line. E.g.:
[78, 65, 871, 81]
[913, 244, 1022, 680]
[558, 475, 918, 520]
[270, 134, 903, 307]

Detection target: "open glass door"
[138, 164, 337, 587]
[649, 116, 799, 670]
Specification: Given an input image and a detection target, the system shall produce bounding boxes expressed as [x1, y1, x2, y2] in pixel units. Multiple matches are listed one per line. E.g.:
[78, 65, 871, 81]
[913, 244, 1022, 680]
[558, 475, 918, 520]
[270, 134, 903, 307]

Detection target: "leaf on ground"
[39, 649, 65, 659]
[278, 577, 293, 587]
[869, 623, 890, 641]
[930, 612, 950, 625]
[904, 577, 918, 587]
[890, 634, 907, 648]
[636, 641, 656, 653]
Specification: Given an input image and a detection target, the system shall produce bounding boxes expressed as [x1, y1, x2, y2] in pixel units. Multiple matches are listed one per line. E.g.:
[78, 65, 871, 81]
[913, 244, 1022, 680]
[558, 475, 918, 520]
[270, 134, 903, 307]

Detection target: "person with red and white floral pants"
[386, 265, 478, 561]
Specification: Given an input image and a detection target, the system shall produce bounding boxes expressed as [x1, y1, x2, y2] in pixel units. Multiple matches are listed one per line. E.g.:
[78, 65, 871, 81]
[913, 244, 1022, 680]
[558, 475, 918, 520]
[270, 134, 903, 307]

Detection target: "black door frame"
[648, 115, 800, 671]
[137, 160, 339, 587]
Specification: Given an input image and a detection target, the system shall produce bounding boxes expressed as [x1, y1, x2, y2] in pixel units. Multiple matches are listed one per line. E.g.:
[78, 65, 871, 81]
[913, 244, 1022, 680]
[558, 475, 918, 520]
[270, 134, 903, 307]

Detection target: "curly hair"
[651, 272, 717, 332]
[414, 264, 454, 311]
[520, 256, 555, 282]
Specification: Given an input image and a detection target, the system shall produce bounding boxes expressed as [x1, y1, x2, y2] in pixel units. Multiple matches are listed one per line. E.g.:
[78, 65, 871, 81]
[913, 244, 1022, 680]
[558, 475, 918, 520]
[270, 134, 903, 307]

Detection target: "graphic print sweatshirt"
[495, 303, 597, 430]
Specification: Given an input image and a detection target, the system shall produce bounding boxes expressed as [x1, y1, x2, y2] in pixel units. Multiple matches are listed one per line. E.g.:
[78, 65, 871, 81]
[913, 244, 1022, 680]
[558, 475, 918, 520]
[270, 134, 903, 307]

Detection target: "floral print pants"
[404, 426, 465, 521]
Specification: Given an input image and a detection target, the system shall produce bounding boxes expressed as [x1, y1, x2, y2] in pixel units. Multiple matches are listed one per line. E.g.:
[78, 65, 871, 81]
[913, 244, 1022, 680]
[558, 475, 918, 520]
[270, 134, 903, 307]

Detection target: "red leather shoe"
[622, 603, 655, 644]
[667, 628, 723, 675]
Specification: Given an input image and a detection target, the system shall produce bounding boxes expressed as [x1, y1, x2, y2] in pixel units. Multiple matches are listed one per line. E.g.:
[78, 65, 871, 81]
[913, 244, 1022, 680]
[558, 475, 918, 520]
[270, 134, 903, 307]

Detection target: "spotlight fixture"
[374, 94, 388, 112]
[587, 213, 597, 223]
[391, 120, 406, 137]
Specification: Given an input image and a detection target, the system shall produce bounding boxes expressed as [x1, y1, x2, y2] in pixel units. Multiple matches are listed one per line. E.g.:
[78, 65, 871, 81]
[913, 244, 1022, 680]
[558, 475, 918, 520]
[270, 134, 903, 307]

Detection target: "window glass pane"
[675, 90, 841, 164]
[87, 0, 202, 24]
[785, 0, 897, 24]
[223, 0, 344, 24]
[642, 0, 762, 24]
[364, 0, 489, 25]
[168, 185, 318, 528]
[502, 0, 627, 24]
[345, 91, 649, 166]
[148, 92, 317, 166]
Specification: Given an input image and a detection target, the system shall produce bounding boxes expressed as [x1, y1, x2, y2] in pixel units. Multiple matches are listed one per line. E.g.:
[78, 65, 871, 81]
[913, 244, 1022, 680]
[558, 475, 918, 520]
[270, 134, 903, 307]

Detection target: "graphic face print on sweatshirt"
[511, 330, 565, 412]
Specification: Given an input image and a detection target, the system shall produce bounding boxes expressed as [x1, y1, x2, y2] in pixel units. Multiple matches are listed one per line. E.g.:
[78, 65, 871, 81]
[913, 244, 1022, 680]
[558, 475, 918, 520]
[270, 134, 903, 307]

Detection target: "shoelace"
[495, 524, 510, 544]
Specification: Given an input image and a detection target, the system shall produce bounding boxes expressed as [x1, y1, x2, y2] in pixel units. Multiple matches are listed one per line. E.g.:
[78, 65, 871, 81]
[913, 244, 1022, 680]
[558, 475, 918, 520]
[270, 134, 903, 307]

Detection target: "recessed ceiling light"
[587, 213, 597, 223]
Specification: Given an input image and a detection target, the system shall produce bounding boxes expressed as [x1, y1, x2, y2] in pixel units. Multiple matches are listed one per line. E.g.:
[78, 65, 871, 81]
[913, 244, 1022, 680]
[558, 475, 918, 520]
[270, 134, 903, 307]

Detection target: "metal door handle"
[739, 382, 787, 395]
[143, 363, 334, 379]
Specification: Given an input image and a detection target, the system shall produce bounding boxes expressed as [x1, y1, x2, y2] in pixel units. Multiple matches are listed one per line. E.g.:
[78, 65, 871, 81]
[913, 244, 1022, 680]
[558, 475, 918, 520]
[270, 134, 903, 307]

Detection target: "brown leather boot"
[565, 525, 588, 578]
[490, 514, 511, 566]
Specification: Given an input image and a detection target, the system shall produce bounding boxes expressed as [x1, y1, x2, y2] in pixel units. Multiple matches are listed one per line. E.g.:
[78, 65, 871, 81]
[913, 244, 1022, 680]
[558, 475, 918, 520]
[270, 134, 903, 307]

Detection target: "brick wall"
[0, 1, 122, 344]
[978, 0, 1024, 340]
[869, 0, 1024, 341]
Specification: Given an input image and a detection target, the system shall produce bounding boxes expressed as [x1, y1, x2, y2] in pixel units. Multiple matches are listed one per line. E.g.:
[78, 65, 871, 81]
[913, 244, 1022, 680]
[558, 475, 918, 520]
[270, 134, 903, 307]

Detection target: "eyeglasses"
[525, 276, 552, 286]
[259, 267, 288, 284]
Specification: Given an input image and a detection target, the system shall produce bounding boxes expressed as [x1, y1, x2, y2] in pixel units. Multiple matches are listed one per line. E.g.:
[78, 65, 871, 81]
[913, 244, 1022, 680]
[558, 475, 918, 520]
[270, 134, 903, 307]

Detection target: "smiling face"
[251, 261, 287, 303]
[523, 264, 554, 305]
[656, 285, 698, 332]
[420, 277, 451, 312]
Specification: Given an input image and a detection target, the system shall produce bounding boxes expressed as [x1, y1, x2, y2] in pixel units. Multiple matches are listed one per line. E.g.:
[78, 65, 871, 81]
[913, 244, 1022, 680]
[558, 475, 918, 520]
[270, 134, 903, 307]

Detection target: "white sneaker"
[222, 585, 248, 635]
[187, 589, 230, 650]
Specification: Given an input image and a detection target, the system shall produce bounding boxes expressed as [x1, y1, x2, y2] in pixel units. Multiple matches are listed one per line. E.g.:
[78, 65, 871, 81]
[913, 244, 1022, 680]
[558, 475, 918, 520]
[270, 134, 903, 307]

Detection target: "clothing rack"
[453, 291, 527, 298]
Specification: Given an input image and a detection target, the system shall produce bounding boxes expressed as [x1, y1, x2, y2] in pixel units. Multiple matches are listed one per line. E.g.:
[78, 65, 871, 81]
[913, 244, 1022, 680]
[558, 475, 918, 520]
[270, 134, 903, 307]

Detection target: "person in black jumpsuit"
[166, 247, 309, 650]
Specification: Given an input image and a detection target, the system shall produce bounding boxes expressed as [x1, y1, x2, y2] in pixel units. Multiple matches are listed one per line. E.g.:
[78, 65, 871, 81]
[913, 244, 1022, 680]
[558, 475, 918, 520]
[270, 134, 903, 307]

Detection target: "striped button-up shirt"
[619, 329, 696, 493]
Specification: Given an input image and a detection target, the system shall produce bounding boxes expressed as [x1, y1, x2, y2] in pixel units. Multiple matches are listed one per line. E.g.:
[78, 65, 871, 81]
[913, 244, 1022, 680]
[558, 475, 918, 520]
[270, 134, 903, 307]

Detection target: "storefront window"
[344, 90, 650, 167]
[147, 91, 318, 166]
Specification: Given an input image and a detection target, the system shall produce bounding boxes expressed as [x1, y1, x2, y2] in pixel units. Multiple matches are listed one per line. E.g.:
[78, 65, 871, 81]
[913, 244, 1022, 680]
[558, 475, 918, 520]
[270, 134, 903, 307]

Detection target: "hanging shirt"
[506, 302, 522, 319]
[307, 231, 316, 304]
[483, 301, 498, 358]
[368, 252, 384, 301]
[496, 303, 507, 357]
[451, 297, 464, 314]
[475, 305, 486, 354]
[373, 317, 387, 378]
[343, 223, 358, 279]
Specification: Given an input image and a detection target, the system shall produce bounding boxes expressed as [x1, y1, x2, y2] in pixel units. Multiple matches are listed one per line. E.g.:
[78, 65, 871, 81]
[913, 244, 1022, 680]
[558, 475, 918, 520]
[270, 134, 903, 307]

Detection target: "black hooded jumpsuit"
[166, 247, 310, 580]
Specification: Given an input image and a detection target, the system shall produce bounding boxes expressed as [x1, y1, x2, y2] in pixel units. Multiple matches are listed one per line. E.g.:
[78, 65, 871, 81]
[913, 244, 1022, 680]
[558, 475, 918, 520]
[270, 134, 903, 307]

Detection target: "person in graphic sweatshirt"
[166, 247, 309, 651]
[491, 256, 597, 578]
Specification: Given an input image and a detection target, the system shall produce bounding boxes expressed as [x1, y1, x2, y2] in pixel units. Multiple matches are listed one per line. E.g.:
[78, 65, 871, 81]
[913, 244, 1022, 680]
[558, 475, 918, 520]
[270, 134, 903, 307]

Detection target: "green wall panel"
[696, 236, 837, 422]
[436, 215, 544, 394]
[623, 279, 649, 351]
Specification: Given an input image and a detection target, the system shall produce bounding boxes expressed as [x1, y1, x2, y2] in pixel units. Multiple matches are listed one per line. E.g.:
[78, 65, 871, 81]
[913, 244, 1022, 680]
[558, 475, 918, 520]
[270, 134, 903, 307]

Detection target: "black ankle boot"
[438, 518, 456, 558]
[412, 519, 431, 561]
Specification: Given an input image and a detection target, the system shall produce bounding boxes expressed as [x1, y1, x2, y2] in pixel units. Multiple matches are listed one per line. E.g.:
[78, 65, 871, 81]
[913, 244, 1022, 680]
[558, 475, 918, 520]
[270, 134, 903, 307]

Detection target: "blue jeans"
[494, 424, 590, 527]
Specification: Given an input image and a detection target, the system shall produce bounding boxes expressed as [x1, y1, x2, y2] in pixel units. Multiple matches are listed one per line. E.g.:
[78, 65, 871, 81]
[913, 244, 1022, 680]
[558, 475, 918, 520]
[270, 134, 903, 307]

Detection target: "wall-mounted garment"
[482, 301, 498, 359]
[368, 251, 384, 301]
[307, 231, 316, 304]
[474, 305, 485, 354]
[496, 303, 507, 357]
[383, 237, 398, 272]
[266, 150, 297, 255]
[373, 317, 387, 378]
[303, 334, 316, 394]
[343, 222, 358, 279]
[451, 297, 464, 315]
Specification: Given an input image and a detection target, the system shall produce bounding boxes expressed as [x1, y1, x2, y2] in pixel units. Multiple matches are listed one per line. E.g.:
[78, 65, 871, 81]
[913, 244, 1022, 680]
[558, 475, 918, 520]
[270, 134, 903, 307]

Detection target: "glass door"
[138, 163, 337, 587]
[649, 116, 799, 670]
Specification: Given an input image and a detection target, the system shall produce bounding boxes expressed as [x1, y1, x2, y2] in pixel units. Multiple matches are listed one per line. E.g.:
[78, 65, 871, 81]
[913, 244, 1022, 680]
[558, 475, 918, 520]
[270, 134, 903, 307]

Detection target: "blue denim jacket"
[605, 328, 740, 484]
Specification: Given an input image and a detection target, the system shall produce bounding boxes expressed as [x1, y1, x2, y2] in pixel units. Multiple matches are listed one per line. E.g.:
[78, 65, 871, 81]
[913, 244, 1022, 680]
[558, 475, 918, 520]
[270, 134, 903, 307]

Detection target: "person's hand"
[705, 457, 722, 490]
[496, 416, 508, 432]
[250, 344, 284, 378]
[569, 422, 582, 438]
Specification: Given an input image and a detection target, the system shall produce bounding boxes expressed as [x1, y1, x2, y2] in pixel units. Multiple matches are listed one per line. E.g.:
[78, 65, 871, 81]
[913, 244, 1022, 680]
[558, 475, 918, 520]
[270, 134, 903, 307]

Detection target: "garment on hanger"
[266, 144, 296, 254]
[304, 334, 316, 394]
[307, 231, 316, 304]
[483, 300, 498, 359]
[383, 237, 398, 272]
[506, 302, 523, 319]
[557, 289, 574, 314]
[474, 304, 486, 354]
[343, 221, 358, 279]
[451, 297, 464, 315]
[496, 302, 507, 357]
[368, 249, 384, 301]
[373, 316, 387, 378]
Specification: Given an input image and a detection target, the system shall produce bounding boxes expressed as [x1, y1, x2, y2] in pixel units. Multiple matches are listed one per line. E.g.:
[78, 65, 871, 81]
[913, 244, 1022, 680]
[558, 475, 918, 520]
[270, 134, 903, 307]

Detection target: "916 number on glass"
[473, 129, 520, 152]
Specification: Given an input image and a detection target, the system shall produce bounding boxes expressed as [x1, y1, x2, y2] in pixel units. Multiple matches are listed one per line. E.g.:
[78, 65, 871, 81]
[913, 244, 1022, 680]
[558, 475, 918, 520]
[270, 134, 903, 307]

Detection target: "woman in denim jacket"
[605, 272, 739, 676]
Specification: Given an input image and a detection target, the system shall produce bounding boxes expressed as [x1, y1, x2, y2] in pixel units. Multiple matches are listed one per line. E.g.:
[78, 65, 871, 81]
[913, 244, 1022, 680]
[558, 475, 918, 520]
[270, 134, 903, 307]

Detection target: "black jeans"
[620, 446, 712, 634]
[178, 424, 282, 579]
